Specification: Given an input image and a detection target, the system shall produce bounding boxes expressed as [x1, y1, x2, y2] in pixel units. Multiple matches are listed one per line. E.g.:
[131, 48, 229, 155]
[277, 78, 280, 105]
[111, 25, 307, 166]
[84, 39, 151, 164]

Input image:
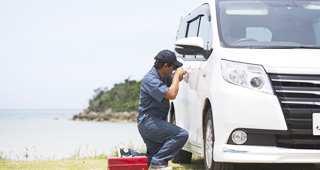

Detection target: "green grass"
[0, 158, 108, 170]
[1, 143, 319, 170]
[0, 154, 205, 170]
[169, 154, 205, 170]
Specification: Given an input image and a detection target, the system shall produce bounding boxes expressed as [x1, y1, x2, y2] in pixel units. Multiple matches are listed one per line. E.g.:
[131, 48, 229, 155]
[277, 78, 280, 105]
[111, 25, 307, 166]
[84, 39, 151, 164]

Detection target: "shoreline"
[69, 109, 138, 122]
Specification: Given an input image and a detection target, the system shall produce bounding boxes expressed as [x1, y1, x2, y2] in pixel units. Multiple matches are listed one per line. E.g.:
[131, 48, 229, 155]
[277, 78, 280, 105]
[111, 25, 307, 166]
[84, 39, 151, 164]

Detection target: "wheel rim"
[205, 119, 213, 168]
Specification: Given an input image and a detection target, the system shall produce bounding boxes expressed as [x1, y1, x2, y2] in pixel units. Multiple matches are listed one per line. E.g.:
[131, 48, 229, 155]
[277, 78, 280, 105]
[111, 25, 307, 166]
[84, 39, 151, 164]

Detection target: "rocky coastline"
[69, 108, 138, 122]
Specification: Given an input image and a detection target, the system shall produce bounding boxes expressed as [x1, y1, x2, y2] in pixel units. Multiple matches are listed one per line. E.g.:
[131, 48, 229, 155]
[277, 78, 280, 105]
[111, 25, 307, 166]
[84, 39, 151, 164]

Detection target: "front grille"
[270, 74, 320, 149]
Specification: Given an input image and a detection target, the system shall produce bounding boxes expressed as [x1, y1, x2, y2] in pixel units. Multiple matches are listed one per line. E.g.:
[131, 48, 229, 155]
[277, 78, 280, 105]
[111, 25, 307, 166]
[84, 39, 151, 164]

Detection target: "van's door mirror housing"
[175, 37, 211, 59]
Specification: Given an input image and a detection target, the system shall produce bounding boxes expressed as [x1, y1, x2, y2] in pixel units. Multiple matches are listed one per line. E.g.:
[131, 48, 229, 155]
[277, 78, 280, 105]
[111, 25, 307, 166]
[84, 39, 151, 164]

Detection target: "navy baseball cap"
[155, 50, 183, 68]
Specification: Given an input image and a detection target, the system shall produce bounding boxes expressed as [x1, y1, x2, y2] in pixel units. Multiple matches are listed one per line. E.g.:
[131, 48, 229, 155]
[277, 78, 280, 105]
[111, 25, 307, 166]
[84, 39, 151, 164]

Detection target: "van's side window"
[175, 4, 212, 60]
[185, 16, 202, 59]
[187, 17, 201, 38]
[198, 15, 213, 54]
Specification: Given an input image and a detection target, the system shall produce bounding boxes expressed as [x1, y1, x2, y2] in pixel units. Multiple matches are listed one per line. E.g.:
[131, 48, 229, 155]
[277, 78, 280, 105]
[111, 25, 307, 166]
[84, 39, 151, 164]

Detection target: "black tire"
[171, 150, 192, 164]
[170, 112, 192, 164]
[204, 108, 234, 170]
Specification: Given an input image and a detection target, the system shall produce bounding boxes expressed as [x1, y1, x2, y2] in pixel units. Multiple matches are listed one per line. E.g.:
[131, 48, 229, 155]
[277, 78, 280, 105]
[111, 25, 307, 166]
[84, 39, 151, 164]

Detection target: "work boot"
[117, 148, 132, 157]
[149, 163, 173, 170]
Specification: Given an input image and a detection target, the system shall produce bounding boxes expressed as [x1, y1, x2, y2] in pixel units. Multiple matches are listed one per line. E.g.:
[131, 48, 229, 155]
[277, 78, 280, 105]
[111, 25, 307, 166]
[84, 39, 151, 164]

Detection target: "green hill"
[87, 78, 142, 113]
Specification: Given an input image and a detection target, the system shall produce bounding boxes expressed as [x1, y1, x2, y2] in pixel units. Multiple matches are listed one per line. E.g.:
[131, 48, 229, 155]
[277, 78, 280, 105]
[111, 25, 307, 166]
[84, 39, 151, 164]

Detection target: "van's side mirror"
[175, 37, 211, 59]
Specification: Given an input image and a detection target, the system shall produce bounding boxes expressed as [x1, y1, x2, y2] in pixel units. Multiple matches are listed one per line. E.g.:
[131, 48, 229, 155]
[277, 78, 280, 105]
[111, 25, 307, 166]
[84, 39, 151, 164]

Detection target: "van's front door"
[181, 59, 204, 149]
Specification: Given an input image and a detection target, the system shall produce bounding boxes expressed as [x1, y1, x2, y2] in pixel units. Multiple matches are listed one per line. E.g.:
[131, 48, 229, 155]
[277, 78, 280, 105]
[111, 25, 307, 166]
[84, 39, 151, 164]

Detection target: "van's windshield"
[217, 0, 320, 48]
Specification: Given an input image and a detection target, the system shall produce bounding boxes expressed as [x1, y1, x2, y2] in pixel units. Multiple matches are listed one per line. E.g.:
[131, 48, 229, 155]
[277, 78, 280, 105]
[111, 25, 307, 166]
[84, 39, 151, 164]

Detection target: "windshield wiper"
[249, 46, 320, 49]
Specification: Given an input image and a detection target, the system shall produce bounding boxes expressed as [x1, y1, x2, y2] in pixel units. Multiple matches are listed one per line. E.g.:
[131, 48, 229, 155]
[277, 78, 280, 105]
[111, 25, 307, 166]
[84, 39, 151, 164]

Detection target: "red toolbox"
[108, 156, 148, 170]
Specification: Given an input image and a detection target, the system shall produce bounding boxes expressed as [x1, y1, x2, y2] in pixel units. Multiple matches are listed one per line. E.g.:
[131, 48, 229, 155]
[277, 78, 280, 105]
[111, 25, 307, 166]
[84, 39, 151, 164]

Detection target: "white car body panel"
[217, 49, 320, 70]
[172, 0, 320, 164]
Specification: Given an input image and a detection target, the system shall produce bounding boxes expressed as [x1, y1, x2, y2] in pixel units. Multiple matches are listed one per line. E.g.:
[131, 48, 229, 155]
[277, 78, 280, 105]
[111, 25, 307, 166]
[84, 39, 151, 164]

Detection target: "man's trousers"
[130, 115, 189, 166]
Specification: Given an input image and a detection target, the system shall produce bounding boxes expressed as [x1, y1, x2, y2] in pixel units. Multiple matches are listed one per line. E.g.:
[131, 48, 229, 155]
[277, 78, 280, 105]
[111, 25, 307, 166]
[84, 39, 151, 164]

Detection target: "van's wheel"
[170, 112, 192, 164]
[171, 149, 192, 164]
[204, 108, 234, 170]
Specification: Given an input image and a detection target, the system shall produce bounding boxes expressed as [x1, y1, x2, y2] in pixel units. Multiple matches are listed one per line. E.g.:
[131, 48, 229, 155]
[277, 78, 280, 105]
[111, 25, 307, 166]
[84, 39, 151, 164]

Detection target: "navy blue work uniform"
[129, 66, 188, 166]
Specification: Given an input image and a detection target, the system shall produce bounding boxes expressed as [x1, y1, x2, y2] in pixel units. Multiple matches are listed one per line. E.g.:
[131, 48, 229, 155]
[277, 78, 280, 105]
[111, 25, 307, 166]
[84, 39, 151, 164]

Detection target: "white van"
[169, 0, 320, 170]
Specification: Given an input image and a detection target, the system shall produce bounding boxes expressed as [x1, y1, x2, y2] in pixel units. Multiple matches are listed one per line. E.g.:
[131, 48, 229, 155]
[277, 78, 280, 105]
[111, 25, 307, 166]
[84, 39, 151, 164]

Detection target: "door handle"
[183, 66, 191, 82]
[187, 69, 192, 75]
[184, 66, 191, 75]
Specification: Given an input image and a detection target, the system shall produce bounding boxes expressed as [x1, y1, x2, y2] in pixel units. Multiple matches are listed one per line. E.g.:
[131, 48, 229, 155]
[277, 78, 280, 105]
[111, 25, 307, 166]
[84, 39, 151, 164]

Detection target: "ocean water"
[0, 110, 144, 160]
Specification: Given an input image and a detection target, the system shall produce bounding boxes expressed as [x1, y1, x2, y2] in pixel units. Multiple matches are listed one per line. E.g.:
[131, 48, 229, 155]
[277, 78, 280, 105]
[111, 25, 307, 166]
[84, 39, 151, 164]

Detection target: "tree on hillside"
[88, 78, 142, 113]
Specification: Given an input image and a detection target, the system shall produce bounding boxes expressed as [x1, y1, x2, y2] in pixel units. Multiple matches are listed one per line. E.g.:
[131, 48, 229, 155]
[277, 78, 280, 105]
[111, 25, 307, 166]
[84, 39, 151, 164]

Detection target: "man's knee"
[180, 129, 188, 142]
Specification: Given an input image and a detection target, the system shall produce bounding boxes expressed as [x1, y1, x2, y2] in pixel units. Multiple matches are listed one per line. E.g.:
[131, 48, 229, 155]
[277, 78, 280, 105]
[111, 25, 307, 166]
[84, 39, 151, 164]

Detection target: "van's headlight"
[221, 59, 274, 94]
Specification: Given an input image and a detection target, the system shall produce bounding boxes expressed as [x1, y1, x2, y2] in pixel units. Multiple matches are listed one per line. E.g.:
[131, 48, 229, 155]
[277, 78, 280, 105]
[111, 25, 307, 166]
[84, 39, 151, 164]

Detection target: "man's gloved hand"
[175, 67, 187, 82]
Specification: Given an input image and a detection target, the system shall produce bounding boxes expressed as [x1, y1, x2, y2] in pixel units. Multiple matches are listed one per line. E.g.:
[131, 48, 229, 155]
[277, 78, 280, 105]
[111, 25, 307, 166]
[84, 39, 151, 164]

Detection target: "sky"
[0, 0, 203, 109]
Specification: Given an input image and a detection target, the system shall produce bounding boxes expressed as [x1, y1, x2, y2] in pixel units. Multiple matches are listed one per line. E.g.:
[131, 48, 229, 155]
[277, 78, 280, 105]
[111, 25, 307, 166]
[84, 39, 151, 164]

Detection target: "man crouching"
[118, 49, 188, 170]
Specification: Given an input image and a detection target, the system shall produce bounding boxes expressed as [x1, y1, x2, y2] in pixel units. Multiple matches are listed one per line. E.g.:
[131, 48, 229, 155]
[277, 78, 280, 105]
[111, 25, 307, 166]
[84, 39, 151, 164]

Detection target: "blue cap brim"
[173, 60, 183, 68]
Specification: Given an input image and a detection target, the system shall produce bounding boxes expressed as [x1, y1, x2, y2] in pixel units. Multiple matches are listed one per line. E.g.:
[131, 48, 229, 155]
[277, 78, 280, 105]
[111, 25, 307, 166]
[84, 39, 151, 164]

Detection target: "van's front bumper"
[213, 80, 288, 144]
[214, 143, 320, 163]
